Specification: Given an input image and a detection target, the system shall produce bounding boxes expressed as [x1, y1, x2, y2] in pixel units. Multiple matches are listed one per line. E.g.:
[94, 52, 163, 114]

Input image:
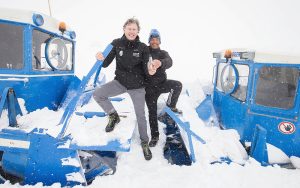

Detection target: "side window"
[231, 64, 249, 101]
[216, 62, 249, 102]
[255, 66, 298, 109]
[32, 29, 73, 71]
[0, 23, 23, 69]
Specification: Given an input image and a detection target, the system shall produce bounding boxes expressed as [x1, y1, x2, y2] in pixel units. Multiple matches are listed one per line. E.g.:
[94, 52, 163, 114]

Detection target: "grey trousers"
[93, 80, 149, 143]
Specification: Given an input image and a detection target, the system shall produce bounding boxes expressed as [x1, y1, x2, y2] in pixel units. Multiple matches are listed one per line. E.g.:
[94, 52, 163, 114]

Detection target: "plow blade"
[196, 95, 219, 127]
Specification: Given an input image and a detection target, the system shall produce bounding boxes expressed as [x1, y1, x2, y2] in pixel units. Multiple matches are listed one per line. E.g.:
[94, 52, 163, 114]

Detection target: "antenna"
[48, 0, 52, 16]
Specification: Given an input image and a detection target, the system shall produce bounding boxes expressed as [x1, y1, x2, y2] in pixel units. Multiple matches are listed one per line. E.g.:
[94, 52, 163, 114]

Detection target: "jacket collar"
[149, 46, 161, 53]
[121, 34, 140, 48]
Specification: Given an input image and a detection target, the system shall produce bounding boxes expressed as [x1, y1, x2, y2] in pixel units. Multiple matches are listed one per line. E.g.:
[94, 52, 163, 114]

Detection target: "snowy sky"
[1, 0, 300, 82]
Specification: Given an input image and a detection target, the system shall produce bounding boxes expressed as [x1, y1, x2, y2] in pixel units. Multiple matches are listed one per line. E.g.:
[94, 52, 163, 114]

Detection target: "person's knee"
[93, 88, 106, 102]
[176, 81, 183, 91]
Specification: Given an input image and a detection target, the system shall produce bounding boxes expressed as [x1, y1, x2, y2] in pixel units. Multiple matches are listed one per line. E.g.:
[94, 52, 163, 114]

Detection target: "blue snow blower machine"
[197, 49, 300, 167]
[0, 8, 119, 186]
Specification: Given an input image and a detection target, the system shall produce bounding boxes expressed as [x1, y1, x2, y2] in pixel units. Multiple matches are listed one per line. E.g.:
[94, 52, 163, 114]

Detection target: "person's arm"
[142, 44, 152, 76]
[160, 50, 173, 70]
[95, 39, 117, 68]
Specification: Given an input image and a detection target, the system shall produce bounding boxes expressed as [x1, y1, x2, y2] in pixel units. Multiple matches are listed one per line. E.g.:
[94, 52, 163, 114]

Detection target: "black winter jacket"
[145, 47, 173, 86]
[103, 35, 150, 90]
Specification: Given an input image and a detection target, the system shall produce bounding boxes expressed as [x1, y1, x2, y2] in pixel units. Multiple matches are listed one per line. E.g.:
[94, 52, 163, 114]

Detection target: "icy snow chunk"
[290, 156, 300, 169]
[61, 157, 81, 167]
[66, 172, 85, 183]
[183, 80, 206, 108]
[267, 143, 290, 164]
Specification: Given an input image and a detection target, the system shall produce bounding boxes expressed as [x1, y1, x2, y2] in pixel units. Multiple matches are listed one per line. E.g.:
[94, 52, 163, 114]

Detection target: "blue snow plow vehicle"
[197, 49, 300, 166]
[0, 8, 122, 186]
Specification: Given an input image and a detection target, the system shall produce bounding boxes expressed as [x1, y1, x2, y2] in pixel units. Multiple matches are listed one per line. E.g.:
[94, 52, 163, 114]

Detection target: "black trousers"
[145, 80, 182, 138]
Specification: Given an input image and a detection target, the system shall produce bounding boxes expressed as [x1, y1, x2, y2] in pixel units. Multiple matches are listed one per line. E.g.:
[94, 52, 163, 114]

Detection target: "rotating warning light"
[224, 49, 232, 59]
[59, 22, 67, 33]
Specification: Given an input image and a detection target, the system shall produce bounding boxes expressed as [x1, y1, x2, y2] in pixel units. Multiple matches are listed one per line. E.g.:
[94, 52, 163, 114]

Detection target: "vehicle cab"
[212, 49, 300, 157]
[0, 8, 77, 112]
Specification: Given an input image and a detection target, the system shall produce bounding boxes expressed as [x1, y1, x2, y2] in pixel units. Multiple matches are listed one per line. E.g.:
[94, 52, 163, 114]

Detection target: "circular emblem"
[278, 122, 296, 134]
[119, 50, 123, 56]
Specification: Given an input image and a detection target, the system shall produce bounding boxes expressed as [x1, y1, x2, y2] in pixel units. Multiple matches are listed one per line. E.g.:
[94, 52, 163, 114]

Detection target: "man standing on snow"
[146, 29, 183, 147]
[93, 18, 152, 160]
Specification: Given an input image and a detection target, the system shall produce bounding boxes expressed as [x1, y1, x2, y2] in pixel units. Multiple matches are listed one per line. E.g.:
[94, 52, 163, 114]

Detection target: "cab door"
[248, 65, 300, 156]
[213, 61, 251, 139]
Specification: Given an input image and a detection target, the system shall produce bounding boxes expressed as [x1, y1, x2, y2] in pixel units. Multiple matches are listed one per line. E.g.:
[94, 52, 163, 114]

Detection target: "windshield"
[0, 22, 24, 69]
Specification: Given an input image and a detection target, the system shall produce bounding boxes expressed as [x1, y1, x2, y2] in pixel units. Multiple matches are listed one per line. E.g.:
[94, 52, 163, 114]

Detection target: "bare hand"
[96, 52, 104, 61]
[148, 62, 156, 75]
[152, 59, 162, 69]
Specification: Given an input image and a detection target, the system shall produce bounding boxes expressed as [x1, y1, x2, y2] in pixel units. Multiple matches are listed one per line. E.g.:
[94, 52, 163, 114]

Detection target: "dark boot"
[141, 142, 152, 160]
[170, 107, 182, 114]
[105, 112, 120, 132]
[149, 136, 159, 147]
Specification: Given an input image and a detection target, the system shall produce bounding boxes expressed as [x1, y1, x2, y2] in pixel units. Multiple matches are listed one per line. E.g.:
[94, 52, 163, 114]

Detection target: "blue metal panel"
[23, 133, 85, 186]
[250, 125, 268, 165]
[0, 75, 77, 112]
[2, 152, 28, 178]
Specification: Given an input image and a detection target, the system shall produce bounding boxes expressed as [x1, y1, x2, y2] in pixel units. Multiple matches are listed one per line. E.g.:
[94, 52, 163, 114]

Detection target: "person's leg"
[128, 88, 152, 160]
[93, 80, 126, 132]
[127, 88, 149, 143]
[93, 80, 126, 114]
[145, 87, 160, 147]
[163, 80, 183, 110]
[145, 87, 160, 138]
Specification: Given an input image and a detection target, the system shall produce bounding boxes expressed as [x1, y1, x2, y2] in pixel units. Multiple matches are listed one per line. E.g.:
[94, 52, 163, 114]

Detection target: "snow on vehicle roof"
[0, 7, 72, 37]
[215, 49, 300, 64]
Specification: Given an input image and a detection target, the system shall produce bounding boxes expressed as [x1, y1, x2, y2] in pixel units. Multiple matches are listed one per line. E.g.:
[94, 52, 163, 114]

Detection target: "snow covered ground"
[1, 0, 300, 187]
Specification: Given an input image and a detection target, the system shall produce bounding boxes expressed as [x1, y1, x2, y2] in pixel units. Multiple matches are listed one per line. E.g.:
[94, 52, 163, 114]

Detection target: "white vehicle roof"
[0, 7, 72, 37]
[215, 49, 300, 64]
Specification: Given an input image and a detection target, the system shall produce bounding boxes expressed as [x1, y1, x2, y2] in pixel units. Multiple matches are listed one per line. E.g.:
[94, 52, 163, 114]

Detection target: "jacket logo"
[119, 50, 123, 56]
[133, 52, 140, 57]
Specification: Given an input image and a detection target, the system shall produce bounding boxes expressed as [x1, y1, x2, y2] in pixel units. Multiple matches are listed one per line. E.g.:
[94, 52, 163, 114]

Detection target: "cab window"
[32, 29, 73, 71]
[255, 66, 298, 109]
[0, 23, 24, 69]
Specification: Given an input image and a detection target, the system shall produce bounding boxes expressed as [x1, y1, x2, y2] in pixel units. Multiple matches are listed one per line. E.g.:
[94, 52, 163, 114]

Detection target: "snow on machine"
[197, 49, 300, 167]
[0, 8, 133, 186]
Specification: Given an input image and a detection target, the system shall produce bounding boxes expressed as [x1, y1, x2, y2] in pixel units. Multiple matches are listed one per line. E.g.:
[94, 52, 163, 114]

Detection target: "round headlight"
[32, 14, 44, 26]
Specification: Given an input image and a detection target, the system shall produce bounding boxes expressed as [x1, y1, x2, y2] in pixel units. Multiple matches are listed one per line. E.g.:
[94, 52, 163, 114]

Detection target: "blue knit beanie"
[148, 29, 161, 43]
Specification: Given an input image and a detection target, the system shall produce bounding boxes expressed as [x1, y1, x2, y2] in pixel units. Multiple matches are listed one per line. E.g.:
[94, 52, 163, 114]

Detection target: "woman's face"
[124, 23, 139, 41]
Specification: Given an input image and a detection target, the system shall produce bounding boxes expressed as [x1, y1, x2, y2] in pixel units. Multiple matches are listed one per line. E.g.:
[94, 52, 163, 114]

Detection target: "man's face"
[150, 37, 160, 49]
[124, 23, 139, 41]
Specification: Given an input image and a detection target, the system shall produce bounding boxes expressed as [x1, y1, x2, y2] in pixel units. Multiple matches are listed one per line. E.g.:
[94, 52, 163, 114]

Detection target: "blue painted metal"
[199, 54, 300, 164]
[75, 111, 106, 119]
[57, 44, 113, 138]
[0, 175, 5, 183]
[0, 128, 118, 186]
[0, 20, 77, 113]
[164, 107, 206, 144]
[0, 88, 22, 127]
[250, 125, 268, 166]
[163, 107, 206, 163]
[160, 114, 192, 166]
[196, 94, 219, 127]
[0, 15, 118, 186]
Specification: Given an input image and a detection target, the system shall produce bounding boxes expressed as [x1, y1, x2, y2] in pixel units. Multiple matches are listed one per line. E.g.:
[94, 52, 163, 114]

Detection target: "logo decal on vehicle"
[278, 121, 296, 134]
